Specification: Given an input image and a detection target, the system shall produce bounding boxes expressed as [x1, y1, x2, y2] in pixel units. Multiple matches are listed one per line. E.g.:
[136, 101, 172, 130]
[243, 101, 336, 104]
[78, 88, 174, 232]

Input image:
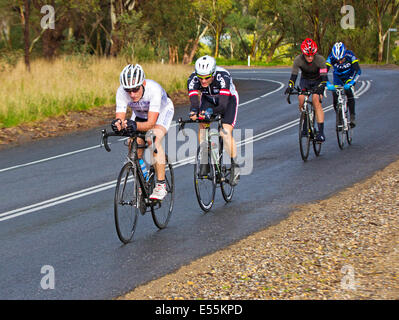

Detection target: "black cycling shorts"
[299, 78, 322, 92]
[200, 95, 238, 127]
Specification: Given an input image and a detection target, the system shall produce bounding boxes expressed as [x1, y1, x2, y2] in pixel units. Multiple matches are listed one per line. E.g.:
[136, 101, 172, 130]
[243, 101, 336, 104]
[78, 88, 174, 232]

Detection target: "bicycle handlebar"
[287, 86, 322, 105]
[177, 114, 226, 137]
[101, 129, 147, 152]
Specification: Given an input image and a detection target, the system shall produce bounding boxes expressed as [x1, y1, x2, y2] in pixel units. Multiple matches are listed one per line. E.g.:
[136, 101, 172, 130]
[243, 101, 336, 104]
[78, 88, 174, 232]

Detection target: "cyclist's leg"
[150, 100, 174, 200]
[345, 85, 356, 127]
[220, 95, 240, 185]
[310, 80, 325, 142]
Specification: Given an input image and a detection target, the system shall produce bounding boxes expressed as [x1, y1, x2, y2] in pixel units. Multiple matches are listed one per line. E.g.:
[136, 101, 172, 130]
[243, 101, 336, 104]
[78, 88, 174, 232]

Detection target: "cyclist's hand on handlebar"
[326, 81, 336, 91]
[284, 86, 293, 95]
[125, 119, 137, 135]
[315, 83, 326, 95]
[344, 80, 355, 90]
[111, 118, 122, 133]
[189, 111, 197, 121]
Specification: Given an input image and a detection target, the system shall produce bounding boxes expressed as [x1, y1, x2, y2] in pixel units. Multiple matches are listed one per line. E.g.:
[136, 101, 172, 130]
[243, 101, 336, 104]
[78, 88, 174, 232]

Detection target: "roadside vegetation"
[0, 57, 191, 128]
[0, 0, 398, 129]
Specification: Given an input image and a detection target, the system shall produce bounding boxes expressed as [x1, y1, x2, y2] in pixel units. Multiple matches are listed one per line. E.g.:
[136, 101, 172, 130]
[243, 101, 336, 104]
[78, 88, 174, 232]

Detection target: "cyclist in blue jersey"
[326, 42, 362, 128]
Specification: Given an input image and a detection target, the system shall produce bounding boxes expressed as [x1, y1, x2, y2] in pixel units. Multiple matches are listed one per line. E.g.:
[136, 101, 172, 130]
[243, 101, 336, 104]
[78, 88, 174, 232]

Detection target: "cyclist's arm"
[289, 56, 301, 87]
[187, 74, 200, 113]
[136, 111, 158, 132]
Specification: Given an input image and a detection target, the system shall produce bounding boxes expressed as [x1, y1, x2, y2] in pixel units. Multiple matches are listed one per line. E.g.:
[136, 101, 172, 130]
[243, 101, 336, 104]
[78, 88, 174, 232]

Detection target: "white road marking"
[0, 81, 371, 222]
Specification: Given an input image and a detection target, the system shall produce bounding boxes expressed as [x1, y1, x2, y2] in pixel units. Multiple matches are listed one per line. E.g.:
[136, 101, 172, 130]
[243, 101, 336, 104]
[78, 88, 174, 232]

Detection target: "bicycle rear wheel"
[219, 137, 234, 202]
[299, 111, 311, 161]
[151, 155, 175, 229]
[114, 162, 139, 244]
[336, 105, 345, 150]
[194, 144, 216, 212]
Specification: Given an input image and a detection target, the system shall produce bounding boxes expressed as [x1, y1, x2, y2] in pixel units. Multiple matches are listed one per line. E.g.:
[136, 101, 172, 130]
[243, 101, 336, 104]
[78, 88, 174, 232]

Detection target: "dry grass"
[0, 56, 192, 128]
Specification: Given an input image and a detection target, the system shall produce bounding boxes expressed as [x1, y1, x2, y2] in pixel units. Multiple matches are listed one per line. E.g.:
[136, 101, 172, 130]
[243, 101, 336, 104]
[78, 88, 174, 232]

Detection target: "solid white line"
[0, 80, 371, 222]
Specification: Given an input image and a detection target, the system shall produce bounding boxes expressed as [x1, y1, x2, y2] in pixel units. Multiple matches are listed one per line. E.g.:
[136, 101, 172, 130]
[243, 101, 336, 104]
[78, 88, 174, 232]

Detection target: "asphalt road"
[0, 68, 398, 299]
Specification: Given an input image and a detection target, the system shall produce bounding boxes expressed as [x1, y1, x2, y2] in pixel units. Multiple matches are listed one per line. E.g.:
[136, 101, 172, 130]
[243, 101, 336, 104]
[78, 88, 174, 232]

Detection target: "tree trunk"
[265, 34, 284, 63]
[23, 0, 30, 71]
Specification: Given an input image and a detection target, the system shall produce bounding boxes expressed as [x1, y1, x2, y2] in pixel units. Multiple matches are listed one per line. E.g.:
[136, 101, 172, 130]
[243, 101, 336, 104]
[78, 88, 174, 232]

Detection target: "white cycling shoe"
[150, 183, 167, 201]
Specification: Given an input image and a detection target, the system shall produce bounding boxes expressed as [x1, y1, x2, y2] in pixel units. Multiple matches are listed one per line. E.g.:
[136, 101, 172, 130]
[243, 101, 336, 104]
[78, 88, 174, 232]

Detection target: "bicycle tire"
[151, 155, 175, 229]
[345, 106, 353, 145]
[219, 136, 234, 202]
[309, 108, 321, 156]
[336, 105, 345, 150]
[194, 144, 216, 212]
[114, 162, 139, 244]
[299, 111, 311, 161]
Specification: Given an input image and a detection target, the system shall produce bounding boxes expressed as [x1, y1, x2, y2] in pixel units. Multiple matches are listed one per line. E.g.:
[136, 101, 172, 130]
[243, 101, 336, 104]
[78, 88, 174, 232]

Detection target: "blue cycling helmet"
[332, 42, 346, 60]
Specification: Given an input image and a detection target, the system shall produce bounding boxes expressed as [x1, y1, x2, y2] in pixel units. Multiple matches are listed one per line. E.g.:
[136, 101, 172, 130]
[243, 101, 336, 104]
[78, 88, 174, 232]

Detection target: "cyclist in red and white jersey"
[187, 55, 240, 186]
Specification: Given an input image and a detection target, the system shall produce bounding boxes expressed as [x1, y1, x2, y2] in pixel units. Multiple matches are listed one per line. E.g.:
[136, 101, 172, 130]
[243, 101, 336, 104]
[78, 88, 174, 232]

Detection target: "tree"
[368, 0, 399, 62]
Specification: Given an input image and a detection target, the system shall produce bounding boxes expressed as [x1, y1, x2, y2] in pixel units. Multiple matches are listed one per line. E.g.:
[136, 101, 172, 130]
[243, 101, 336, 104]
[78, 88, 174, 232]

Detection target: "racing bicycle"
[287, 87, 322, 162]
[101, 129, 174, 244]
[328, 85, 353, 149]
[178, 114, 234, 212]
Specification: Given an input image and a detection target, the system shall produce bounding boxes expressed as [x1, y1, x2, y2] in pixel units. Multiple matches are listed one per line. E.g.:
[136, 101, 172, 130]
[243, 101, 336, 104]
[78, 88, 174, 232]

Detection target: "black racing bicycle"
[328, 85, 353, 149]
[287, 87, 322, 162]
[178, 114, 234, 212]
[101, 129, 174, 244]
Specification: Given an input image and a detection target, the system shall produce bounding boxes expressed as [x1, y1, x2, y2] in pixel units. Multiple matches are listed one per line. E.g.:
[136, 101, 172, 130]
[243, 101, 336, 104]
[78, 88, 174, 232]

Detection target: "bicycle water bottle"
[139, 159, 149, 181]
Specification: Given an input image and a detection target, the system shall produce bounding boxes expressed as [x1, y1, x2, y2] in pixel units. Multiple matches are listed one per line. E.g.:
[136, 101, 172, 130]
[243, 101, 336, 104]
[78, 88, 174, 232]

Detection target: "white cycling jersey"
[116, 79, 174, 130]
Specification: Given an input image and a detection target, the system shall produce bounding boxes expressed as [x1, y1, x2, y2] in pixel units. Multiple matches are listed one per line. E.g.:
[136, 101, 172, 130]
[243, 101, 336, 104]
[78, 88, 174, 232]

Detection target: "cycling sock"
[156, 179, 166, 185]
[231, 157, 237, 166]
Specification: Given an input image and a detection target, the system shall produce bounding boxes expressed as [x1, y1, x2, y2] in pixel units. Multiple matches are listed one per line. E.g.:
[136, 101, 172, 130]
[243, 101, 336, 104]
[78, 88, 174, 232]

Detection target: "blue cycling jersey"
[326, 50, 361, 84]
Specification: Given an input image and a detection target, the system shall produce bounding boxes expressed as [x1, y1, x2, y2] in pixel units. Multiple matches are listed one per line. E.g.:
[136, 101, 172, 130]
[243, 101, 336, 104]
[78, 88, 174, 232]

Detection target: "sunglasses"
[197, 74, 213, 80]
[124, 86, 141, 93]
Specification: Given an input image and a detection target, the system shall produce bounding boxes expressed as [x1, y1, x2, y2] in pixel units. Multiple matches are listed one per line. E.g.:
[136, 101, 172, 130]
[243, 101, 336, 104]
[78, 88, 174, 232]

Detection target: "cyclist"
[111, 64, 175, 201]
[285, 38, 329, 142]
[326, 42, 362, 128]
[187, 55, 240, 186]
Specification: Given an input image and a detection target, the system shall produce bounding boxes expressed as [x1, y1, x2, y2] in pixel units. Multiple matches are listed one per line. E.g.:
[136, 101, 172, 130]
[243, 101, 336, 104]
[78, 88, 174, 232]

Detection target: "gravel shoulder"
[119, 158, 399, 300]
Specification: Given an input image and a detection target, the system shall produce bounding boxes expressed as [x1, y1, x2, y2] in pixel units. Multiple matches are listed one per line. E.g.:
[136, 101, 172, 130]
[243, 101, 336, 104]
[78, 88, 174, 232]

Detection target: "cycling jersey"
[116, 79, 174, 130]
[326, 50, 361, 85]
[187, 66, 239, 127]
[290, 54, 328, 83]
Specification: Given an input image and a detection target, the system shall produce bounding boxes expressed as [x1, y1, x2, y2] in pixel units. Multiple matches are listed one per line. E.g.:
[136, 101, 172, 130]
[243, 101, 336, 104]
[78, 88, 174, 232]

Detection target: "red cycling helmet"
[301, 38, 318, 56]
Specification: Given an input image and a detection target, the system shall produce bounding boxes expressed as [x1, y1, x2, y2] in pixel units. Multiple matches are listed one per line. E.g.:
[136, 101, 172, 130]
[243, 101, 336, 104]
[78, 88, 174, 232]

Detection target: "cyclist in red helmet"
[285, 38, 329, 142]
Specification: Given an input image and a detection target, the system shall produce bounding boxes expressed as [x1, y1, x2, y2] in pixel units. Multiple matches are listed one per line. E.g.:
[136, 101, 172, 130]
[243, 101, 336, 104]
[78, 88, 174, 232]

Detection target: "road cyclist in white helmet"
[187, 55, 240, 186]
[111, 64, 175, 201]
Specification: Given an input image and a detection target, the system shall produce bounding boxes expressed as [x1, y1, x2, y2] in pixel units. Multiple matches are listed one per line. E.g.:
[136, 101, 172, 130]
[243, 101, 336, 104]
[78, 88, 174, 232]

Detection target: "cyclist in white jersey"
[111, 64, 174, 201]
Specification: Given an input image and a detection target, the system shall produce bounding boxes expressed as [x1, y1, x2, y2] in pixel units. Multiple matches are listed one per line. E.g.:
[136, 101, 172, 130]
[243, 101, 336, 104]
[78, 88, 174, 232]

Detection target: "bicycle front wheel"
[114, 162, 139, 244]
[151, 155, 175, 229]
[299, 111, 311, 161]
[194, 144, 216, 212]
[336, 105, 345, 150]
[345, 107, 353, 145]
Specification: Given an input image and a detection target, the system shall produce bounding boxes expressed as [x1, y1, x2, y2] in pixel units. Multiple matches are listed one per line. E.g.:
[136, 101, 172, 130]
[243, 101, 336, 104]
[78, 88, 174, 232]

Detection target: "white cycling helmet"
[119, 64, 145, 89]
[195, 55, 216, 77]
